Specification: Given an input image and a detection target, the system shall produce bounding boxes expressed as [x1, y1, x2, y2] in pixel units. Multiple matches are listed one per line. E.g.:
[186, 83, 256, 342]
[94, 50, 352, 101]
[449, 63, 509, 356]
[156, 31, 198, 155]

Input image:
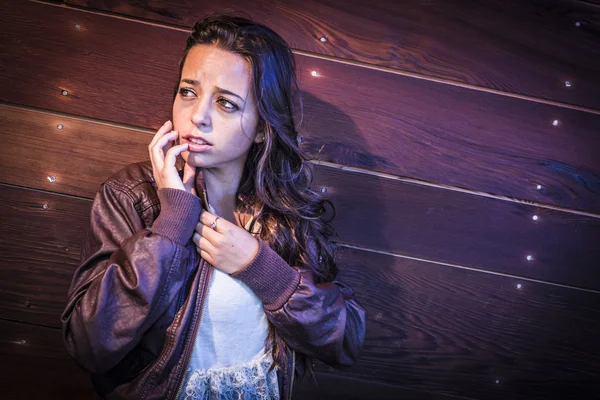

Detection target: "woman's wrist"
[151, 188, 201, 245]
[231, 239, 300, 310]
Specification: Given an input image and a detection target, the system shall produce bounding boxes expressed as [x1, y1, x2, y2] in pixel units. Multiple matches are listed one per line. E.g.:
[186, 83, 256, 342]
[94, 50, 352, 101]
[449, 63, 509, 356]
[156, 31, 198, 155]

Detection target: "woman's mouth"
[182, 135, 212, 153]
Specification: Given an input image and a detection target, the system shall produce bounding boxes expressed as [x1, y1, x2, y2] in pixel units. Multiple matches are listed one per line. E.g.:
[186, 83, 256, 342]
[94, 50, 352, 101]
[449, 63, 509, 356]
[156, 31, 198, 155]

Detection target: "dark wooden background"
[1, 0, 599, 399]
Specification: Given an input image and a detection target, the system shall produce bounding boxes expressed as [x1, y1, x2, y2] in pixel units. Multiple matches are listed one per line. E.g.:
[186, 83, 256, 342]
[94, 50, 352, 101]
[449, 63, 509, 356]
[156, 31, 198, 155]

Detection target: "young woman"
[61, 15, 366, 400]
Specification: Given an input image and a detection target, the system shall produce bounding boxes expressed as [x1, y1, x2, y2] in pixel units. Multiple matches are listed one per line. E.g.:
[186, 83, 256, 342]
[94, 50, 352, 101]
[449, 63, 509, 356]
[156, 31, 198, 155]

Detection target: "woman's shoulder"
[101, 160, 157, 199]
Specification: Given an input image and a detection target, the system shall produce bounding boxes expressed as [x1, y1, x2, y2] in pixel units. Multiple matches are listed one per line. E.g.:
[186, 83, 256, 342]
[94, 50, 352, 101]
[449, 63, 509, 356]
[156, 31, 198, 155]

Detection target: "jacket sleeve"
[231, 239, 366, 368]
[61, 181, 201, 374]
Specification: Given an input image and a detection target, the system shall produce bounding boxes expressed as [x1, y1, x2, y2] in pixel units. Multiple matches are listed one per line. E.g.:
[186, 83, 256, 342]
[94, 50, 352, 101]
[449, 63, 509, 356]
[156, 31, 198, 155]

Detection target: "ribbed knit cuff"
[151, 188, 201, 245]
[231, 239, 300, 311]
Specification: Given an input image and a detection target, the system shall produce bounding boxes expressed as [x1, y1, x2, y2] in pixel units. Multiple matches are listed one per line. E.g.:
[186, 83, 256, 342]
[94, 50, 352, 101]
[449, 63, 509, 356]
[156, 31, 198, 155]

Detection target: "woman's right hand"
[149, 120, 197, 195]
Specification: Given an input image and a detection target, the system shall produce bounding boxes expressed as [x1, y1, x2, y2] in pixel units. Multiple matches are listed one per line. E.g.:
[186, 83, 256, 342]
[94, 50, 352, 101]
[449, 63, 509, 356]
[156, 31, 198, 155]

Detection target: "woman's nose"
[191, 98, 212, 129]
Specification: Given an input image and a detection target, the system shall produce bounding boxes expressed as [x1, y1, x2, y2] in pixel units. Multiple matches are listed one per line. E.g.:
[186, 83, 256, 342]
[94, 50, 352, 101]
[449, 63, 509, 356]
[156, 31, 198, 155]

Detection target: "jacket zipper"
[174, 188, 210, 398]
[172, 261, 213, 400]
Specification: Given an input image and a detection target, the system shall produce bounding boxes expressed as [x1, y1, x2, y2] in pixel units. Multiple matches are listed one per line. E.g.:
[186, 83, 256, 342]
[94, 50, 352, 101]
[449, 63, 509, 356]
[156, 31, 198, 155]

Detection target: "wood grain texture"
[64, 0, 600, 110]
[0, 319, 99, 400]
[2, 2, 599, 213]
[328, 247, 600, 399]
[0, 105, 150, 199]
[0, 319, 466, 400]
[0, 185, 91, 327]
[1, 107, 598, 290]
[1, 205, 598, 399]
[293, 372, 470, 400]
[313, 164, 600, 291]
[297, 57, 600, 215]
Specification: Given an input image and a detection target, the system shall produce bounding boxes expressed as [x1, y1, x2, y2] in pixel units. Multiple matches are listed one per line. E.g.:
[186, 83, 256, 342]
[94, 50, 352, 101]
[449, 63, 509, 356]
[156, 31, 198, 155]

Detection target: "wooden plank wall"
[1, 0, 599, 399]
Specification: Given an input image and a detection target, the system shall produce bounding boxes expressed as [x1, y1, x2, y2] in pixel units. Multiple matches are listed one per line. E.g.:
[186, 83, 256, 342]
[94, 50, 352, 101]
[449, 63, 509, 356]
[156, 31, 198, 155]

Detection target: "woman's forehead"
[182, 45, 252, 92]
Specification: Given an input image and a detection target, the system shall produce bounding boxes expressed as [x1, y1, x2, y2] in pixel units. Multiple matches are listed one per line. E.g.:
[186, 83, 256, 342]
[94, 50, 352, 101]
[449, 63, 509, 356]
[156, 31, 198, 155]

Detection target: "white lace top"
[178, 262, 279, 399]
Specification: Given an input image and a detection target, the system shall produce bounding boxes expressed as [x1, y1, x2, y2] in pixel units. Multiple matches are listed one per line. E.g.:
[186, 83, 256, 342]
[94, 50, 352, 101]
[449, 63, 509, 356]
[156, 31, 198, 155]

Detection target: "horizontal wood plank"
[65, 0, 600, 110]
[0, 185, 90, 327]
[313, 165, 600, 291]
[329, 247, 600, 399]
[1, 203, 598, 398]
[297, 58, 600, 215]
[2, 107, 599, 290]
[0, 319, 99, 399]
[0, 106, 149, 199]
[0, 318, 464, 400]
[2, 2, 599, 213]
[293, 372, 469, 400]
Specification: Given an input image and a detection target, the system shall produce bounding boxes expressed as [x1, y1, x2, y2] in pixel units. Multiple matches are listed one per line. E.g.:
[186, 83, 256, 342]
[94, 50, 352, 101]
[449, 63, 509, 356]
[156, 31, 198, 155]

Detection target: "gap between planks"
[0, 316, 61, 331]
[338, 243, 600, 295]
[29, 0, 600, 116]
[1, 180, 597, 295]
[3, 101, 599, 220]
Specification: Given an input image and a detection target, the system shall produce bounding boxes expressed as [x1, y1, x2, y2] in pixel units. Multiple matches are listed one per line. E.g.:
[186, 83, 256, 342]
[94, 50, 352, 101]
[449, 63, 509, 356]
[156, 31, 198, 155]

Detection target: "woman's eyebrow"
[180, 78, 199, 86]
[180, 79, 245, 102]
[215, 86, 245, 102]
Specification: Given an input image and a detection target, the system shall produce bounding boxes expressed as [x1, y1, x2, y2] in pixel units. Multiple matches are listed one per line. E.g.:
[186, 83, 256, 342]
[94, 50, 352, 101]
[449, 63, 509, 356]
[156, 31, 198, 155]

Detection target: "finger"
[193, 230, 216, 252]
[200, 209, 216, 221]
[182, 162, 198, 194]
[150, 131, 178, 171]
[152, 131, 178, 157]
[198, 236, 214, 252]
[153, 131, 178, 165]
[192, 232, 201, 248]
[155, 130, 179, 147]
[200, 210, 231, 233]
[199, 249, 215, 265]
[165, 143, 189, 167]
[196, 221, 219, 245]
[149, 120, 173, 148]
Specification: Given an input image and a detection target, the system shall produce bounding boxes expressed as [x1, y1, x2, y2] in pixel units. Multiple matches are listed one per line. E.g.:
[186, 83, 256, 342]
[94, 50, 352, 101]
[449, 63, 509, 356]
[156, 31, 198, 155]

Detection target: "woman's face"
[173, 45, 261, 173]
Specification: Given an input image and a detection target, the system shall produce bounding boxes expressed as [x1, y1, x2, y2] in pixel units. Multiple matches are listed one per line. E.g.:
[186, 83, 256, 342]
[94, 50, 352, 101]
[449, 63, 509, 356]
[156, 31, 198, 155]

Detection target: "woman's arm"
[192, 209, 366, 367]
[231, 239, 367, 368]
[61, 180, 201, 374]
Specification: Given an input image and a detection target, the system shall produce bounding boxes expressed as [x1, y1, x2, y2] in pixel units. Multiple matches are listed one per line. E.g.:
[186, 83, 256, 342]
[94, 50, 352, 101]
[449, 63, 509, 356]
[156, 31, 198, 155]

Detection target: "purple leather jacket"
[61, 161, 366, 400]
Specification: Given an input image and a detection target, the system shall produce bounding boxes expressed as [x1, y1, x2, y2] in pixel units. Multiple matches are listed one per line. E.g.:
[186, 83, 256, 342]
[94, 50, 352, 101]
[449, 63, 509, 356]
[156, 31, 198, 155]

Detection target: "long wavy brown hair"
[175, 15, 338, 373]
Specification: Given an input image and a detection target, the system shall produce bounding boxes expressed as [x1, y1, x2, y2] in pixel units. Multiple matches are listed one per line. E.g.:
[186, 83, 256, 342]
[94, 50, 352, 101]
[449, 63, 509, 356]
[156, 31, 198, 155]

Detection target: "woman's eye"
[179, 88, 195, 97]
[217, 98, 239, 112]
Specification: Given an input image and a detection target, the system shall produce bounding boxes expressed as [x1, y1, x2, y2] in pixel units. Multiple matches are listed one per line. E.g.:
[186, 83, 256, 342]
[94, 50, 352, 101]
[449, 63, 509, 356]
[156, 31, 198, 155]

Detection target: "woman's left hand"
[192, 210, 260, 274]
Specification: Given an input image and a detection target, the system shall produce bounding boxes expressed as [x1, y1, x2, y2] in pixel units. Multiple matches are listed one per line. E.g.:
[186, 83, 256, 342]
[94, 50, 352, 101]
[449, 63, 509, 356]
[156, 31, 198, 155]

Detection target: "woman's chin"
[183, 152, 210, 168]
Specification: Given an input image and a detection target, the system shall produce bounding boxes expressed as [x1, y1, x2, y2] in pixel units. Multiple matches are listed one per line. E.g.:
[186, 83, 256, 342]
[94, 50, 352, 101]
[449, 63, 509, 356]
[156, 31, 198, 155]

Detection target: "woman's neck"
[202, 166, 243, 222]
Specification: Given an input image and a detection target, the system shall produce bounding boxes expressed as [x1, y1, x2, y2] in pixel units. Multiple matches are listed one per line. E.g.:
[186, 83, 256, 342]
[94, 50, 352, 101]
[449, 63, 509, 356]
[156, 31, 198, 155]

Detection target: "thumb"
[182, 161, 198, 195]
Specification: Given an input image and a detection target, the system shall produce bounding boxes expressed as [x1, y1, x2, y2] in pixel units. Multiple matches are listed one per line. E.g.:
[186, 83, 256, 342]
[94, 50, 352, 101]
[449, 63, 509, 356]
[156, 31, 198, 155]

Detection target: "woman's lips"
[182, 136, 212, 153]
